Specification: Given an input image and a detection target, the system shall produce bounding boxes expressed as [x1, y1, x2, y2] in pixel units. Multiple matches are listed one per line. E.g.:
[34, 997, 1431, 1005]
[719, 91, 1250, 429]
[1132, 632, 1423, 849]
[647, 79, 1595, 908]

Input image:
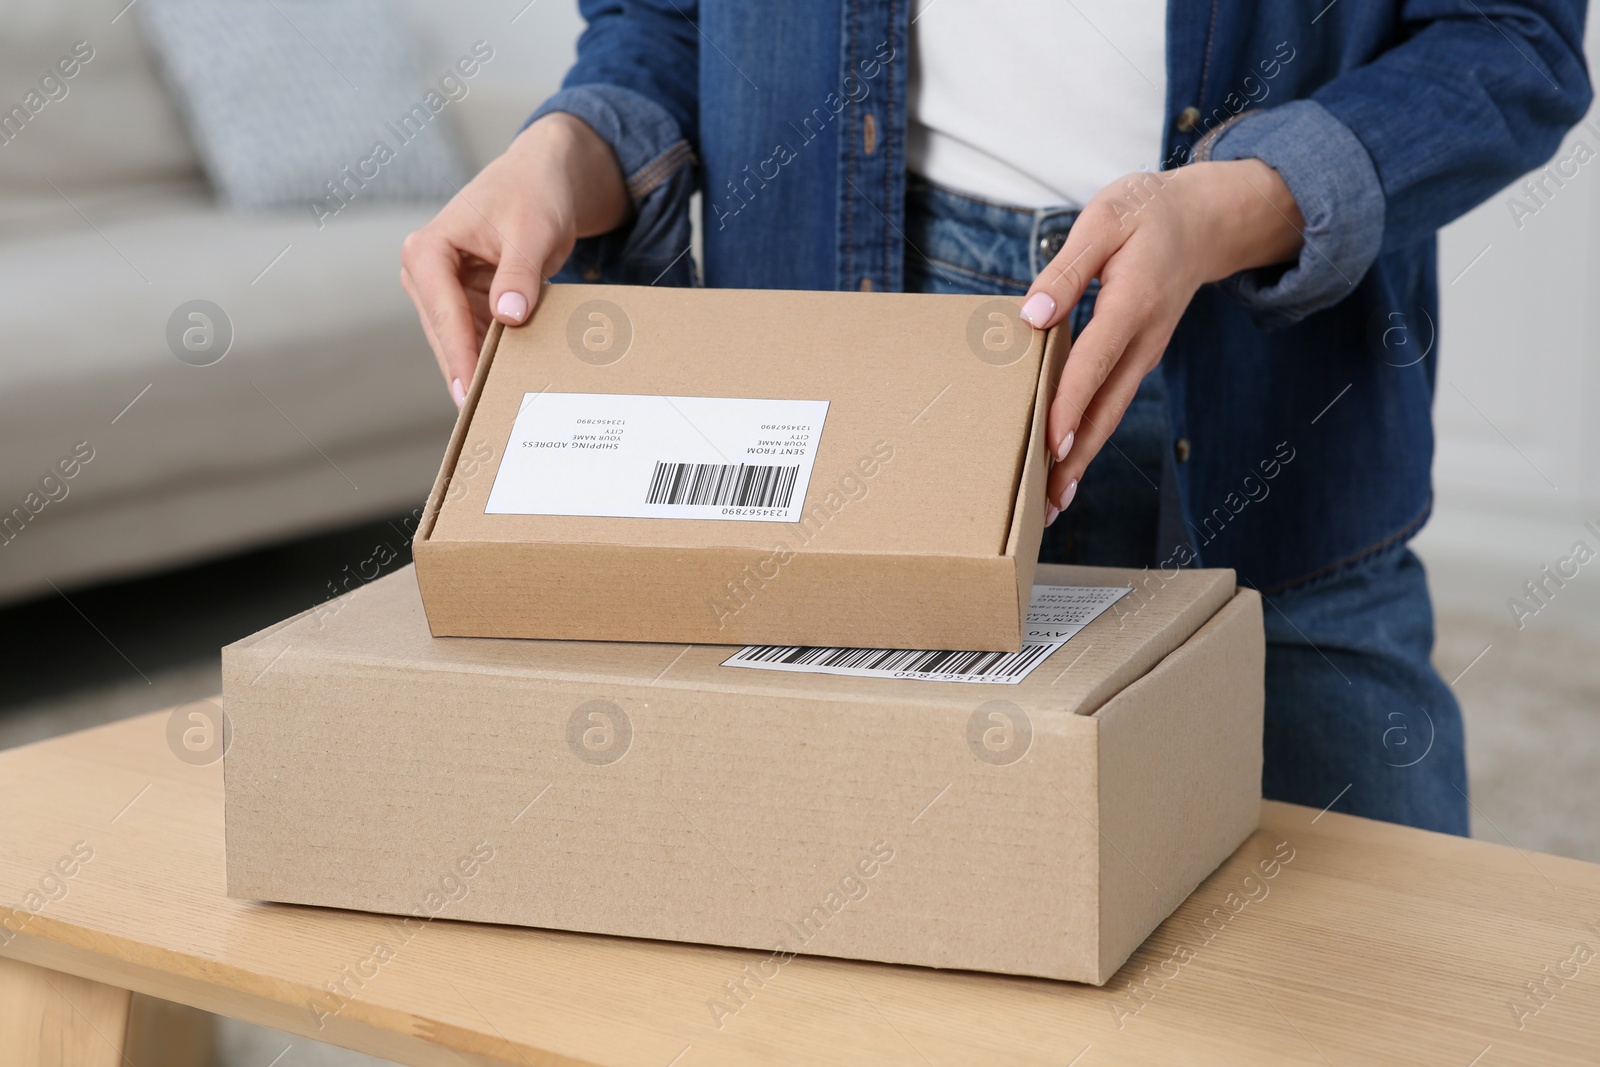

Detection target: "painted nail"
[496, 290, 529, 322]
[1020, 292, 1055, 328]
[1045, 504, 1060, 527]
[450, 378, 466, 408]
[1056, 430, 1075, 463]
[1059, 478, 1079, 511]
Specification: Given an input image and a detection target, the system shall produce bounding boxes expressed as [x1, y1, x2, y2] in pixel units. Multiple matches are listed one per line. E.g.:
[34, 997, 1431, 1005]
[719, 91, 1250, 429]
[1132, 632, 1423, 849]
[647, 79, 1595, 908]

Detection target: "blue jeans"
[905, 176, 1470, 836]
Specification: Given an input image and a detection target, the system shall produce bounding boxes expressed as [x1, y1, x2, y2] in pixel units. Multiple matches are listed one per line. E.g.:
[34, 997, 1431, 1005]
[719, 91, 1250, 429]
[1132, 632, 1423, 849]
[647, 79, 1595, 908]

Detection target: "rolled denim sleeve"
[1202, 0, 1590, 330]
[1200, 101, 1384, 328]
[526, 86, 697, 286]
[523, 0, 700, 286]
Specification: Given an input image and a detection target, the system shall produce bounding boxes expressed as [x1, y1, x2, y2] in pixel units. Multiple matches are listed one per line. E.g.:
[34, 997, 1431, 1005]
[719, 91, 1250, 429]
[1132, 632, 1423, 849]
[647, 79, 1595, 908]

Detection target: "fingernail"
[1020, 292, 1055, 328]
[1045, 504, 1059, 527]
[1055, 430, 1075, 463]
[496, 291, 529, 323]
[451, 378, 466, 408]
[1060, 478, 1079, 511]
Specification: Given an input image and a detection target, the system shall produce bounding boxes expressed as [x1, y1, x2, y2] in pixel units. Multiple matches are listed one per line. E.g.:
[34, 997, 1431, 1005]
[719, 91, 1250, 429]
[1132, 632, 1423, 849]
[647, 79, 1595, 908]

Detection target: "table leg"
[126, 993, 215, 1067]
[0, 956, 131, 1067]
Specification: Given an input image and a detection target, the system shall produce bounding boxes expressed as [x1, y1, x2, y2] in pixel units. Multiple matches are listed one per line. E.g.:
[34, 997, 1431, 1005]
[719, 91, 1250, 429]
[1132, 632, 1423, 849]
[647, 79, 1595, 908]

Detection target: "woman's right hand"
[400, 112, 631, 406]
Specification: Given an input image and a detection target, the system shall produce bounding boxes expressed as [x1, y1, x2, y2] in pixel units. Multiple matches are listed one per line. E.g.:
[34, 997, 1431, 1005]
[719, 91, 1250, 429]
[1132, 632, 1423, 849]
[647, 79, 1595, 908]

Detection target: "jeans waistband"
[907, 174, 1082, 278]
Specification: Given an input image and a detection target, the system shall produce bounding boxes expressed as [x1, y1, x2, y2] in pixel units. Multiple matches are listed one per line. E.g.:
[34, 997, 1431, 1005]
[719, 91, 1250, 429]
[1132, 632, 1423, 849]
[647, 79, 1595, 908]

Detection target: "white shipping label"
[722, 585, 1131, 685]
[484, 393, 830, 522]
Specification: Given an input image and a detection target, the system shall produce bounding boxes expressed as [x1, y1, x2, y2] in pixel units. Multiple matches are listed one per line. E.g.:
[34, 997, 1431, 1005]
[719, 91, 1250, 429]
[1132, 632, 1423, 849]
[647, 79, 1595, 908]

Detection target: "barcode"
[645, 461, 800, 508]
[729, 642, 1056, 679]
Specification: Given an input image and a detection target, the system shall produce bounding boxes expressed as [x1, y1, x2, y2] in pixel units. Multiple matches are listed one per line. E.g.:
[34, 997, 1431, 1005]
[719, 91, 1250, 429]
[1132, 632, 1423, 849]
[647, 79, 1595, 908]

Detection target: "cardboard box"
[412, 284, 1067, 651]
[223, 563, 1263, 985]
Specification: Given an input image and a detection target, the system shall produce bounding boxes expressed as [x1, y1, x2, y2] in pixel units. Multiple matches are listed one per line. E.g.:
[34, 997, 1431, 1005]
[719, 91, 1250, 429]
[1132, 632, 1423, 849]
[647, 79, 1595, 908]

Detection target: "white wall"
[1415, 6, 1600, 625]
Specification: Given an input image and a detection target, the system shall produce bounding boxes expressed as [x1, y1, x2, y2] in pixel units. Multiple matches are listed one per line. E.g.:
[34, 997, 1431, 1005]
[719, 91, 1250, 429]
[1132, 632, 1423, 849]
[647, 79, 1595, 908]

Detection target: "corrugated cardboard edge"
[1090, 588, 1265, 983]
[410, 542, 1023, 649]
[1003, 324, 1071, 634]
[414, 318, 503, 633]
[416, 319, 503, 546]
[1069, 568, 1236, 718]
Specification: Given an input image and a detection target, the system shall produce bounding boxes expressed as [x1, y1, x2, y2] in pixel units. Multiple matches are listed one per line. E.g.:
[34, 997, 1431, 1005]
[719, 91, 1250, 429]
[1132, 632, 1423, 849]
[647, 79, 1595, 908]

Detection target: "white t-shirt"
[907, 0, 1168, 209]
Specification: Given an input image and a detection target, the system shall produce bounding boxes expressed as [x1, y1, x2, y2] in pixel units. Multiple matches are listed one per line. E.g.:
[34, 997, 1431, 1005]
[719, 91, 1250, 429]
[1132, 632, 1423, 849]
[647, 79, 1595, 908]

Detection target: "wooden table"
[2, 708, 1598, 1066]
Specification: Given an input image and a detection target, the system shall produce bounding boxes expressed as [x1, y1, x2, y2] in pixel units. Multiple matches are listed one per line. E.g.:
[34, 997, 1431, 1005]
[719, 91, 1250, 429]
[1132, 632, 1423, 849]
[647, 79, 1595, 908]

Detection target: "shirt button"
[1174, 437, 1192, 463]
[1175, 106, 1201, 133]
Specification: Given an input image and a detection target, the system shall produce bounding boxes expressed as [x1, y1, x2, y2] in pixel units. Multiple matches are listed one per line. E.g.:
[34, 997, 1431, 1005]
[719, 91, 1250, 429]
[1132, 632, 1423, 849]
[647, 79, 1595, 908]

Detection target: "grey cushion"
[139, 0, 467, 215]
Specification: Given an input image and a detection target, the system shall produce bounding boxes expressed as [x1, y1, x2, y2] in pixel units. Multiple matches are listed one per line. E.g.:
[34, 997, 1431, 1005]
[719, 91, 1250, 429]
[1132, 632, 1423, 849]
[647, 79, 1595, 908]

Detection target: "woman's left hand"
[1019, 158, 1305, 524]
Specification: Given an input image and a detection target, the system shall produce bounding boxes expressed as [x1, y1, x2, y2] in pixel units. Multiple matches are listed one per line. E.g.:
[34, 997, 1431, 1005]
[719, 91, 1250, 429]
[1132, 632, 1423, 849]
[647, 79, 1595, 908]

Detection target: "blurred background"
[1, 1, 1596, 1063]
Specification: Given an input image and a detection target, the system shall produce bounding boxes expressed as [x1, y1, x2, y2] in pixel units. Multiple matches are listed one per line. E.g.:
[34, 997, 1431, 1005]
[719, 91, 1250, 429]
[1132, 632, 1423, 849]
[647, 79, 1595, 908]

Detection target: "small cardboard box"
[411, 284, 1066, 651]
[223, 563, 1263, 985]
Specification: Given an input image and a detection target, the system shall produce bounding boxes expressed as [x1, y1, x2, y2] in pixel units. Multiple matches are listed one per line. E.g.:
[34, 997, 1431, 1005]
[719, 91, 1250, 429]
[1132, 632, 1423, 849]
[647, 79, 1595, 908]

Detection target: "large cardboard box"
[223, 563, 1264, 985]
[411, 284, 1066, 651]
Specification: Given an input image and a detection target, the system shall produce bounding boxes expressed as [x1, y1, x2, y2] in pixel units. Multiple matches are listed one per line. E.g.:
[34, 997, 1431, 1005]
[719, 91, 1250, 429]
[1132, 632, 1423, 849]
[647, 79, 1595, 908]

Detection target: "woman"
[401, 0, 1591, 834]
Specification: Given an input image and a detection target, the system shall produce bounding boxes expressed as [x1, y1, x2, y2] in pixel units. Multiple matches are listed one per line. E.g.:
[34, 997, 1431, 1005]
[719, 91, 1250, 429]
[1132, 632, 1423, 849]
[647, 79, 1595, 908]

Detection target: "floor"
[1434, 598, 1600, 863]
[2, 517, 1596, 1066]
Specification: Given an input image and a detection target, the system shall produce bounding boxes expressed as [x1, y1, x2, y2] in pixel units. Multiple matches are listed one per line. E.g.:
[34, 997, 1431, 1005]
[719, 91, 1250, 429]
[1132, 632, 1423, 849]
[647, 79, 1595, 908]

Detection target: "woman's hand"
[1020, 159, 1305, 523]
[400, 113, 630, 406]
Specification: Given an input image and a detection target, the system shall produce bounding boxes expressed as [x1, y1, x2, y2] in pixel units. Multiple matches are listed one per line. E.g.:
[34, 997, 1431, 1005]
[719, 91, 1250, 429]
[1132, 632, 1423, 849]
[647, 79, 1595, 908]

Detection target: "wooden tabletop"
[2, 706, 1598, 1066]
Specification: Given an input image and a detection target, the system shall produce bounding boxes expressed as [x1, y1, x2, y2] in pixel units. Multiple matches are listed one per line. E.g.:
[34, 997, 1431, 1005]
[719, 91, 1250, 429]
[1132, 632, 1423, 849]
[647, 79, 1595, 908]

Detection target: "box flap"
[417, 319, 503, 544]
[1003, 322, 1072, 626]
[227, 563, 1236, 716]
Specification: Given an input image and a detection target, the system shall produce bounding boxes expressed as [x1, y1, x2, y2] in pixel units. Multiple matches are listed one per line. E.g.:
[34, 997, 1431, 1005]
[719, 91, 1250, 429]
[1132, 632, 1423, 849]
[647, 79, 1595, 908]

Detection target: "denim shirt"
[528, 0, 1591, 593]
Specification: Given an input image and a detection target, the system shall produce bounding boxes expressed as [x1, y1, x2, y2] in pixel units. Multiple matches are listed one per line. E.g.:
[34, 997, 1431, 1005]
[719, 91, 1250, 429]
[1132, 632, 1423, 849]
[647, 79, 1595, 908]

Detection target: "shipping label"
[722, 585, 1131, 684]
[484, 392, 829, 522]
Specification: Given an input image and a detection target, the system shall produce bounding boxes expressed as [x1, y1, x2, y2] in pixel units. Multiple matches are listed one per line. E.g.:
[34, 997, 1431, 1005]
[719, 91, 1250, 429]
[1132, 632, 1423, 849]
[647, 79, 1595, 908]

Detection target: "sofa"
[0, 0, 570, 604]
